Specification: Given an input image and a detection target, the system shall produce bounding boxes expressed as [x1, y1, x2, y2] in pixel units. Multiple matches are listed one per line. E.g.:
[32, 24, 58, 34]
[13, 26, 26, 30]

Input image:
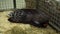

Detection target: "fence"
[36, 0, 60, 32]
[0, 0, 26, 10]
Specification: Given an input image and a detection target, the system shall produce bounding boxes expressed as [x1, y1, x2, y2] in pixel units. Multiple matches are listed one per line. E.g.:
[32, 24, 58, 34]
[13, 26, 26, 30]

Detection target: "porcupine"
[8, 9, 50, 28]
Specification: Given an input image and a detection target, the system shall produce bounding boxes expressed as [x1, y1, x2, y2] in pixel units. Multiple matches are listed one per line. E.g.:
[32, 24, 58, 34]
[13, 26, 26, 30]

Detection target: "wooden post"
[13, 0, 16, 9]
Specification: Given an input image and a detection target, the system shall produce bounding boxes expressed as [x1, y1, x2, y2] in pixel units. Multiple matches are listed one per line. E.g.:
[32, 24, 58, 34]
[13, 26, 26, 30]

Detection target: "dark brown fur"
[8, 9, 50, 28]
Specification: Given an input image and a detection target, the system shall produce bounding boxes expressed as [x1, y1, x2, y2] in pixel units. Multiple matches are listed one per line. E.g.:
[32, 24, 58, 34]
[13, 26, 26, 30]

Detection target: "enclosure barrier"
[36, 0, 60, 32]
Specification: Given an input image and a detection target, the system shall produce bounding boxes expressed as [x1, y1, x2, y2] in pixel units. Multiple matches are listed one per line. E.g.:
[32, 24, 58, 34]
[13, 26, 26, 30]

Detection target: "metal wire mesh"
[0, 0, 26, 10]
[0, 0, 13, 10]
[36, 0, 60, 31]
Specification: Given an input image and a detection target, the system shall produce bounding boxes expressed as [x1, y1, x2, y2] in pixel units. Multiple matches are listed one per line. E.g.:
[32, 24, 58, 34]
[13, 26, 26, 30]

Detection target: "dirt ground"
[0, 11, 59, 34]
